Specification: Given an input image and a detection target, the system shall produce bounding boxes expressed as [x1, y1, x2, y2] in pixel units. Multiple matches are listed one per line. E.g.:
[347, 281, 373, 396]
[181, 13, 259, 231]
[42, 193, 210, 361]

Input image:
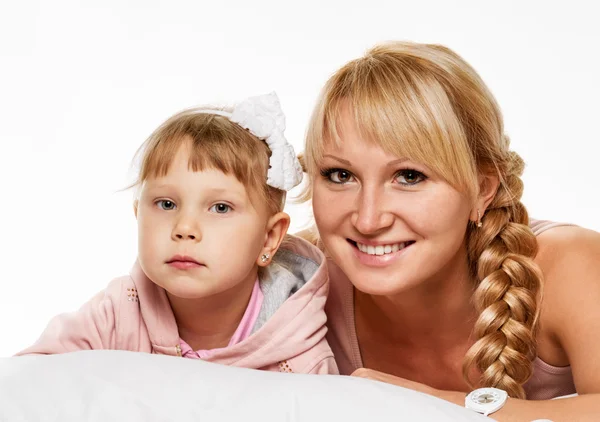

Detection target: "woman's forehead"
[321, 112, 421, 166]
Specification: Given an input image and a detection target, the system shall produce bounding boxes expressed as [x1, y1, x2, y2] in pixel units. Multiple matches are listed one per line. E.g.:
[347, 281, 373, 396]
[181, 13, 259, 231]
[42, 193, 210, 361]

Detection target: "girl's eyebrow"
[144, 183, 248, 202]
[143, 182, 171, 190]
[201, 187, 246, 200]
[141, 182, 178, 194]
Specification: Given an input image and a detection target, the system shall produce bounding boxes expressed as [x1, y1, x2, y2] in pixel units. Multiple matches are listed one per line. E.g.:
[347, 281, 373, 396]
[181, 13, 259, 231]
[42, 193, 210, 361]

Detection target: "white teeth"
[356, 241, 408, 256]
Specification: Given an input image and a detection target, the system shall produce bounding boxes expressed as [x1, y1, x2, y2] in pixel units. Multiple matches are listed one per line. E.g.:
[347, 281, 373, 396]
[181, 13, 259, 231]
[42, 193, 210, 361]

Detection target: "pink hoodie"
[17, 235, 338, 375]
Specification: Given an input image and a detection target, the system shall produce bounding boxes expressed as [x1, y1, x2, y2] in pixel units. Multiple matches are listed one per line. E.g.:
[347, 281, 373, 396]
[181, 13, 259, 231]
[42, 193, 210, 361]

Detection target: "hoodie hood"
[132, 234, 330, 371]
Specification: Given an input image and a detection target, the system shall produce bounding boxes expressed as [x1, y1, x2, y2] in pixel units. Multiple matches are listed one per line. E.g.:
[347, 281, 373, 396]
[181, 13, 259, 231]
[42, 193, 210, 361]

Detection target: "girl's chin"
[158, 279, 213, 300]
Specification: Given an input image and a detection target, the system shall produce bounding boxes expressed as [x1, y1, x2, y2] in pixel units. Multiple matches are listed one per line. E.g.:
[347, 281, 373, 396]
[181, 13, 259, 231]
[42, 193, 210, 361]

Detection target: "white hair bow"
[196, 92, 303, 191]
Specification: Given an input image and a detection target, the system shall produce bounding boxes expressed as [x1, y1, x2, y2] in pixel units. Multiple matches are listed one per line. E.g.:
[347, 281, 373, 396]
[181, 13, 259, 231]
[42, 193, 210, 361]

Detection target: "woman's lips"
[348, 239, 415, 267]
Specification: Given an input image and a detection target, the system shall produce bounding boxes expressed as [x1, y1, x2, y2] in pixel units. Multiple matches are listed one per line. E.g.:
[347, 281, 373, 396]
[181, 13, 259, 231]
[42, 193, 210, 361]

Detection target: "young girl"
[18, 92, 338, 375]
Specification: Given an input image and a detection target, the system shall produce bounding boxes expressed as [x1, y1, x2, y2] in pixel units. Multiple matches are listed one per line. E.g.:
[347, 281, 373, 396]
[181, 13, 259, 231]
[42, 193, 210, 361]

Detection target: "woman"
[300, 41, 600, 420]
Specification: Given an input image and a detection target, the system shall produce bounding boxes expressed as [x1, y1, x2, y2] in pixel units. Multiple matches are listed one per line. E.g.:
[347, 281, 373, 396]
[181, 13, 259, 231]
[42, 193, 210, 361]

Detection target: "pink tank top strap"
[529, 218, 576, 236]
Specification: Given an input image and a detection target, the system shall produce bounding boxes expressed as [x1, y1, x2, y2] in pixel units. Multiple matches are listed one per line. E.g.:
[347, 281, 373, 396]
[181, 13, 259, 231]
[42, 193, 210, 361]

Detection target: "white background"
[1, 0, 598, 357]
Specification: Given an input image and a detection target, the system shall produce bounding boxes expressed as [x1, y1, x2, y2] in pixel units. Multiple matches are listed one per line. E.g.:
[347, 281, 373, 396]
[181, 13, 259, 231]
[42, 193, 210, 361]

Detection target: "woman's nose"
[351, 187, 394, 235]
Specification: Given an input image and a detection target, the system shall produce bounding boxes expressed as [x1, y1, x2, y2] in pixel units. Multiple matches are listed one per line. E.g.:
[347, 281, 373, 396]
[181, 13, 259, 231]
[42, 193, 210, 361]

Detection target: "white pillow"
[0, 350, 491, 421]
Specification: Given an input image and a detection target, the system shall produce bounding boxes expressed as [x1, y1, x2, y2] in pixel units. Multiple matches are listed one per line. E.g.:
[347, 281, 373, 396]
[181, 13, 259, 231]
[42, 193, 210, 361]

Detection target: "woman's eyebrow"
[387, 158, 409, 167]
[322, 154, 351, 165]
[322, 154, 409, 167]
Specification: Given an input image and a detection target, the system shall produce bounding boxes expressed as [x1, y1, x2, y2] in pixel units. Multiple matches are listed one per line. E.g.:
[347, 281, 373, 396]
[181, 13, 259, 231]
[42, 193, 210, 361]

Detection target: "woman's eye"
[210, 203, 231, 214]
[156, 200, 176, 210]
[321, 168, 354, 184]
[395, 169, 426, 185]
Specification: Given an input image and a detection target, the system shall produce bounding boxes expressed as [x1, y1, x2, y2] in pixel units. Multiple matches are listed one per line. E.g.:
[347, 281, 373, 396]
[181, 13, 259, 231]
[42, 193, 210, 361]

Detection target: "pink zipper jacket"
[17, 235, 338, 375]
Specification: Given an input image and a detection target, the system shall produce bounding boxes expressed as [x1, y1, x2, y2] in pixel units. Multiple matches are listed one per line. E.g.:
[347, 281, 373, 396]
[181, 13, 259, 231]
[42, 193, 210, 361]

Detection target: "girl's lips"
[167, 260, 204, 270]
[166, 255, 205, 270]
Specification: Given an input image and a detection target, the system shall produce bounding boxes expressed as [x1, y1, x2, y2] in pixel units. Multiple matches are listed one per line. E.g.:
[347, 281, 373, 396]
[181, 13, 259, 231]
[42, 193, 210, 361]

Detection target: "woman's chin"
[350, 273, 421, 296]
[340, 253, 425, 296]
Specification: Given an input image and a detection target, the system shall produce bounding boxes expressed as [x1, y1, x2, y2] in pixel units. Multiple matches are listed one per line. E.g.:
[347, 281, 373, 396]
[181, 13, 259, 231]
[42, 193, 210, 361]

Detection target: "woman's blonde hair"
[132, 107, 286, 216]
[303, 41, 543, 399]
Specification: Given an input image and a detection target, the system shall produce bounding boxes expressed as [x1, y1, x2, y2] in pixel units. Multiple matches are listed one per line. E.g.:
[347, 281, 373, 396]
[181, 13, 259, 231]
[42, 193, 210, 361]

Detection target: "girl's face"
[135, 142, 270, 300]
[312, 107, 474, 295]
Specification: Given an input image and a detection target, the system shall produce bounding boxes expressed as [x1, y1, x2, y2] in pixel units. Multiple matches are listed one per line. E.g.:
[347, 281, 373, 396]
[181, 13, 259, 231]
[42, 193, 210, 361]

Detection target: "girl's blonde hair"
[132, 107, 286, 216]
[303, 41, 542, 399]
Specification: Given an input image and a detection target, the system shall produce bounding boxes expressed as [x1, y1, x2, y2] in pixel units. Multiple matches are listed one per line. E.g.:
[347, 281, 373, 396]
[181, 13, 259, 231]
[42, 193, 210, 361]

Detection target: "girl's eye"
[156, 200, 176, 210]
[320, 168, 355, 184]
[210, 203, 231, 214]
[395, 169, 426, 186]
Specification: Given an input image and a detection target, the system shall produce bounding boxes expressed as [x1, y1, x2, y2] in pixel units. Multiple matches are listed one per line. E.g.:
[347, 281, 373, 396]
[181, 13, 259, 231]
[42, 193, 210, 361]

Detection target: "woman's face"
[312, 107, 474, 295]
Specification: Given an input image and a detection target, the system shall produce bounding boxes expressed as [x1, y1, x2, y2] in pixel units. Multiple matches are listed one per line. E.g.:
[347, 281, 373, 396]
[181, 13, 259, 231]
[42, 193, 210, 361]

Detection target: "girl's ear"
[256, 212, 291, 266]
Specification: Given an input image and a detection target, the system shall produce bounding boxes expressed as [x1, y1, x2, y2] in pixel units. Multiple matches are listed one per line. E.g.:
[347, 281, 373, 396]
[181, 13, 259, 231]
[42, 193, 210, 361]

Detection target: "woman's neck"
[355, 250, 478, 350]
[167, 272, 257, 351]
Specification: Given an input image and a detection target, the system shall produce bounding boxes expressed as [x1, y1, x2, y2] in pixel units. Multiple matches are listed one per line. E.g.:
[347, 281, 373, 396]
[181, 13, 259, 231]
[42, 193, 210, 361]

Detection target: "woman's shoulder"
[533, 221, 600, 383]
[528, 219, 598, 274]
[534, 223, 600, 327]
[533, 219, 600, 298]
[534, 222, 599, 269]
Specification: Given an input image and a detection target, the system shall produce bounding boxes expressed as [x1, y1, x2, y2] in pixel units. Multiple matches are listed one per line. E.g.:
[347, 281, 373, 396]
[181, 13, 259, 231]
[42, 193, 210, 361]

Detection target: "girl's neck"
[167, 271, 258, 351]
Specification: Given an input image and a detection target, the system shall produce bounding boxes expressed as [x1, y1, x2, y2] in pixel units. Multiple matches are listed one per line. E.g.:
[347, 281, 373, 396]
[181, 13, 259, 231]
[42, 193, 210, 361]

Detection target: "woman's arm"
[353, 369, 600, 421]
[354, 225, 600, 421]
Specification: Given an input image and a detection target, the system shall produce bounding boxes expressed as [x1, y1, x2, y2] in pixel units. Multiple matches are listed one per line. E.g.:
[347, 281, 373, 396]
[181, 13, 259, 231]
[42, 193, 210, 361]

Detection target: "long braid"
[463, 151, 543, 399]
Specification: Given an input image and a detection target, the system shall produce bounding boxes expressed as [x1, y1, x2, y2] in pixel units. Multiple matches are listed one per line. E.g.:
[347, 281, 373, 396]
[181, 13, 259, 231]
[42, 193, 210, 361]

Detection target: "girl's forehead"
[144, 166, 246, 189]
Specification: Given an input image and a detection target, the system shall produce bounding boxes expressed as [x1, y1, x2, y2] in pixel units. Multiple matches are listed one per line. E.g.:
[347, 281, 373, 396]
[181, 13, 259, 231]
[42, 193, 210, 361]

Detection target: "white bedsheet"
[0, 350, 491, 421]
